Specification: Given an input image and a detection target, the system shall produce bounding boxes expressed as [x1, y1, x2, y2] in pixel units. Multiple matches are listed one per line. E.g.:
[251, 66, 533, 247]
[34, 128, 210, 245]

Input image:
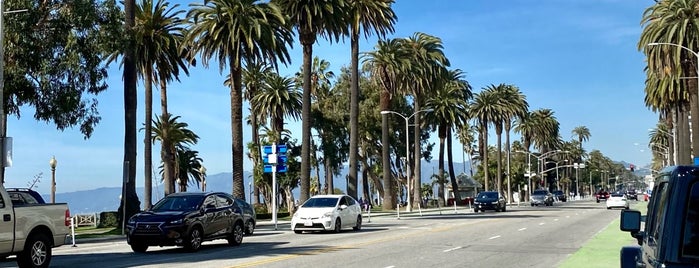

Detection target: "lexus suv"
[474, 191, 507, 212]
[126, 192, 245, 253]
[530, 190, 554, 206]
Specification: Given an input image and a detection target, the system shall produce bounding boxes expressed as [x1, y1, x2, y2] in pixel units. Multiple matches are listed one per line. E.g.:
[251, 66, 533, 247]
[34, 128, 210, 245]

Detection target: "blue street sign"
[263, 145, 273, 154]
[262, 154, 269, 164]
[277, 165, 287, 173]
[264, 165, 273, 173]
[278, 155, 287, 164]
[277, 144, 287, 154]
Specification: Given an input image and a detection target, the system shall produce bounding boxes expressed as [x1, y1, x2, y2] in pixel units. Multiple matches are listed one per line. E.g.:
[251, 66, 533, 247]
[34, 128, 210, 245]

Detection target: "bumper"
[606, 201, 628, 208]
[474, 203, 499, 210]
[126, 223, 188, 246]
[530, 199, 549, 205]
[291, 217, 334, 231]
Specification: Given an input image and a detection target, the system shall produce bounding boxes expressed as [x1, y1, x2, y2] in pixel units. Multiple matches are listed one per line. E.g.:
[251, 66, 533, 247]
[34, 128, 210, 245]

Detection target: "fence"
[72, 213, 98, 228]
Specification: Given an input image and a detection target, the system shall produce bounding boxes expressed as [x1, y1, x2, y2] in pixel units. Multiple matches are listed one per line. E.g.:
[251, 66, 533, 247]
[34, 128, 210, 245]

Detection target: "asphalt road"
[0, 199, 623, 268]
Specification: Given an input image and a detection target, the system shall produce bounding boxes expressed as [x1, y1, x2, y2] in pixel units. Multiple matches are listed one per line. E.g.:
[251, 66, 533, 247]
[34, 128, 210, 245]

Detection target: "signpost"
[263, 143, 287, 230]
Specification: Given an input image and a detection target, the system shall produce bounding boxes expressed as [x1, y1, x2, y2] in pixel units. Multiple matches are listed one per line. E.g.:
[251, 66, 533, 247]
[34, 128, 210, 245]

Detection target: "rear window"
[610, 193, 625, 197]
[532, 190, 548, 195]
[682, 181, 699, 259]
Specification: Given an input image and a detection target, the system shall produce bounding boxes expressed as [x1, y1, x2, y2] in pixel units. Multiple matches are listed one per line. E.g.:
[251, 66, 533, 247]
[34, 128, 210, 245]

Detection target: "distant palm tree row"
[116, 0, 633, 215]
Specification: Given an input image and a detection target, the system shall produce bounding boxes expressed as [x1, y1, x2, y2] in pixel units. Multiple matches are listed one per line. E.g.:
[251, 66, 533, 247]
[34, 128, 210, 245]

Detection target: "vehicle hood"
[131, 210, 192, 223]
[295, 207, 336, 218]
[475, 197, 498, 203]
[531, 195, 547, 200]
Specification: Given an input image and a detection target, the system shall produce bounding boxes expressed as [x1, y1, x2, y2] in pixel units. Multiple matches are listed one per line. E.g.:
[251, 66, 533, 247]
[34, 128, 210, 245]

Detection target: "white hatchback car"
[606, 193, 629, 209]
[291, 194, 362, 233]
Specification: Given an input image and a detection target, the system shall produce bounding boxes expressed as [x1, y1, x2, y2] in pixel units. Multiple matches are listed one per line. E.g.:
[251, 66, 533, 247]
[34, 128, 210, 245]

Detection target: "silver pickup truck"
[0, 185, 70, 268]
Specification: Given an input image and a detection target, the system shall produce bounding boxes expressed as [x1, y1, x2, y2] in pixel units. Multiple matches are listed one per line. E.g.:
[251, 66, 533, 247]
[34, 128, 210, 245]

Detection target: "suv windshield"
[477, 192, 498, 199]
[151, 196, 204, 212]
[302, 197, 339, 208]
[532, 190, 548, 195]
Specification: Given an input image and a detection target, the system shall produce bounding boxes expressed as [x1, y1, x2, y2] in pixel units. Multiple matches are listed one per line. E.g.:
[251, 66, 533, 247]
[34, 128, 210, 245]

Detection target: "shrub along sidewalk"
[559, 202, 648, 268]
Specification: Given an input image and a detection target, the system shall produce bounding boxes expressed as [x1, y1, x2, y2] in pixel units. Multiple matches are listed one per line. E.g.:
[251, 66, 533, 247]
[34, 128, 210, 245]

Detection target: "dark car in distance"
[234, 198, 256, 235]
[552, 190, 567, 202]
[625, 189, 638, 201]
[126, 192, 245, 253]
[530, 190, 554, 206]
[595, 190, 610, 203]
[474, 191, 507, 212]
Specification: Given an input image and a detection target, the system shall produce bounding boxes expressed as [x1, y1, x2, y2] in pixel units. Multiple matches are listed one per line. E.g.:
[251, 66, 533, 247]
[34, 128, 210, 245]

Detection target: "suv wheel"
[227, 222, 244, 246]
[184, 227, 203, 252]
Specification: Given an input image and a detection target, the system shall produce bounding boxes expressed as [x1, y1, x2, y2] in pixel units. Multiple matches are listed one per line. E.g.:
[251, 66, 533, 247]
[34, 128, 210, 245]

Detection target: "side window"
[682, 182, 699, 258]
[203, 195, 216, 209]
[346, 197, 356, 206]
[216, 194, 233, 208]
[647, 181, 670, 246]
[0, 192, 5, 208]
[339, 197, 347, 206]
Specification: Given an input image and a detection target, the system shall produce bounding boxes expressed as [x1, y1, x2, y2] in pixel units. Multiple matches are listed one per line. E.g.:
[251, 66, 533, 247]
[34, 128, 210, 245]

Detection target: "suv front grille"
[134, 222, 163, 234]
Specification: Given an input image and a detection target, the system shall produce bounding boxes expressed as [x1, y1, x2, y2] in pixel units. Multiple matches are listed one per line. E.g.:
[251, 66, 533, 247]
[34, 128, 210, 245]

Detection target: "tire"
[184, 227, 203, 252]
[334, 218, 342, 233]
[294, 230, 302, 234]
[596, 200, 600, 203]
[501, 206, 506, 212]
[227, 222, 244, 246]
[352, 215, 362, 231]
[244, 220, 255, 236]
[130, 242, 148, 253]
[607, 207, 611, 210]
[17, 233, 51, 268]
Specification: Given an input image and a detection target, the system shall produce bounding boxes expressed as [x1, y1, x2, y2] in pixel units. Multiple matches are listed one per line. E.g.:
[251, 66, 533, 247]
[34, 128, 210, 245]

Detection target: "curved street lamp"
[199, 165, 207, 192]
[49, 156, 57, 203]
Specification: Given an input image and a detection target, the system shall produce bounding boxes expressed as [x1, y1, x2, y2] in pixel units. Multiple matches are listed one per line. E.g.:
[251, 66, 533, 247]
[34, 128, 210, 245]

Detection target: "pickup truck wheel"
[227, 222, 244, 246]
[17, 233, 51, 268]
[130, 243, 148, 253]
[184, 227, 203, 252]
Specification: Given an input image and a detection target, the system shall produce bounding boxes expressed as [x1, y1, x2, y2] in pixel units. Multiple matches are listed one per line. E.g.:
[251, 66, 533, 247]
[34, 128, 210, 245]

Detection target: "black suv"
[126, 192, 245, 253]
[530, 190, 554, 206]
[552, 190, 567, 202]
[474, 191, 507, 212]
[234, 198, 256, 235]
[625, 189, 638, 201]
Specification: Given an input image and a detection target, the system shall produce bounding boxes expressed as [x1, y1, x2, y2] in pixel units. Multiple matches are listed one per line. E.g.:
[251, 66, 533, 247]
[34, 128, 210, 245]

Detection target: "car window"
[345, 197, 356, 206]
[152, 195, 204, 212]
[216, 194, 233, 208]
[203, 195, 216, 209]
[302, 197, 339, 208]
[610, 193, 625, 197]
[532, 190, 548, 195]
[478, 192, 497, 199]
[339, 197, 348, 206]
[647, 180, 670, 247]
[682, 181, 699, 259]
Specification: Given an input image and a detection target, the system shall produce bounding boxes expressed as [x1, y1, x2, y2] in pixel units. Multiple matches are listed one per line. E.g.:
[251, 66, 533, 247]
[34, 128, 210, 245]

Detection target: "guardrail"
[72, 213, 98, 227]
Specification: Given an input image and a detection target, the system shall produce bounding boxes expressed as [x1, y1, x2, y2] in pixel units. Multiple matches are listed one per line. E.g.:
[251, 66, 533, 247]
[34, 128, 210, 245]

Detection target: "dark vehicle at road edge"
[234, 198, 256, 235]
[530, 189, 554, 206]
[126, 192, 245, 253]
[552, 190, 567, 202]
[620, 166, 699, 267]
[473, 191, 506, 212]
[595, 190, 609, 203]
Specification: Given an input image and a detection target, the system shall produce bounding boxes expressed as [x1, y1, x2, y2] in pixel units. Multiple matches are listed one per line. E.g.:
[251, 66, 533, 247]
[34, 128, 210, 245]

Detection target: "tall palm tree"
[175, 147, 203, 192]
[470, 89, 500, 190]
[425, 69, 471, 206]
[640, 0, 697, 164]
[252, 73, 302, 142]
[483, 84, 508, 196]
[400, 32, 450, 209]
[500, 85, 528, 201]
[530, 109, 560, 152]
[152, 113, 200, 193]
[186, 0, 293, 198]
[274, 0, 348, 203]
[364, 38, 408, 210]
[572, 126, 591, 169]
[346, 0, 396, 200]
[134, 0, 190, 202]
[457, 125, 478, 178]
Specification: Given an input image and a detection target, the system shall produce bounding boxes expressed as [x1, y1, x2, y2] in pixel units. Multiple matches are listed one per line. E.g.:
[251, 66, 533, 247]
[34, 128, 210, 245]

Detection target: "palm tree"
[274, 0, 349, 203]
[186, 0, 293, 198]
[572, 126, 591, 167]
[152, 113, 200, 193]
[175, 147, 203, 192]
[500, 85, 528, 201]
[425, 69, 471, 206]
[470, 89, 500, 190]
[252, 73, 302, 142]
[134, 0, 190, 203]
[364, 38, 408, 210]
[400, 32, 450, 209]
[482, 84, 508, 195]
[640, 0, 696, 164]
[530, 109, 560, 152]
[346, 0, 397, 200]
[457, 125, 478, 178]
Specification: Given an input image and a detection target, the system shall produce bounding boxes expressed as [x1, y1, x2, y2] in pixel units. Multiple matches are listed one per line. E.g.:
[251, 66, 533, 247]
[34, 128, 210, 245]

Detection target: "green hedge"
[98, 211, 119, 228]
[256, 212, 290, 220]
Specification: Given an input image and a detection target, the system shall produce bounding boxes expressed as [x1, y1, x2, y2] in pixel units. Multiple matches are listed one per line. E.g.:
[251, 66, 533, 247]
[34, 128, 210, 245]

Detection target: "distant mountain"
[48, 160, 476, 215]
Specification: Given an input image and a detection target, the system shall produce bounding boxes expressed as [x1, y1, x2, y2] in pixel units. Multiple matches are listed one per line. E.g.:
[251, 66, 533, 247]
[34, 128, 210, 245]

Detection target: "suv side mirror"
[620, 210, 641, 232]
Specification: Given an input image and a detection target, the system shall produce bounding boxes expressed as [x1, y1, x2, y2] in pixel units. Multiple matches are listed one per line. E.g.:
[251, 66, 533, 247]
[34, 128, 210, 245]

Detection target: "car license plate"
[304, 220, 313, 226]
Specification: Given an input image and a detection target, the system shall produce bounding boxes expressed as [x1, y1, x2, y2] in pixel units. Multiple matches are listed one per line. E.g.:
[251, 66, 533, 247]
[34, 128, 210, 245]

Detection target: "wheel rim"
[246, 221, 254, 234]
[234, 224, 244, 243]
[31, 240, 47, 266]
[190, 229, 202, 249]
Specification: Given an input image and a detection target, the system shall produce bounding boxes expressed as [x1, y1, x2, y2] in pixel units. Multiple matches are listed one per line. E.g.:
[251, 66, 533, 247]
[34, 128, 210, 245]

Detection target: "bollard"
[453, 201, 457, 214]
[367, 208, 371, 223]
[418, 202, 422, 217]
[397, 203, 401, 219]
[469, 202, 473, 212]
[71, 217, 76, 247]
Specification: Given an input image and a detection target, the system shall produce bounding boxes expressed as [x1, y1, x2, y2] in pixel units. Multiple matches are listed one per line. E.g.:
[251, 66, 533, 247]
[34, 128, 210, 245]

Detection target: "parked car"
[625, 189, 638, 201]
[620, 166, 699, 267]
[6, 187, 46, 205]
[595, 190, 610, 203]
[530, 189, 554, 206]
[126, 192, 245, 253]
[552, 190, 567, 202]
[234, 198, 256, 235]
[291, 194, 362, 234]
[0, 184, 71, 268]
[606, 193, 629, 209]
[473, 191, 507, 212]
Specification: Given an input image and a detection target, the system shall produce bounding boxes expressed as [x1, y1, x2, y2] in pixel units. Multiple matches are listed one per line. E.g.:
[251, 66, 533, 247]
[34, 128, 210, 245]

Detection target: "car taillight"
[65, 209, 71, 226]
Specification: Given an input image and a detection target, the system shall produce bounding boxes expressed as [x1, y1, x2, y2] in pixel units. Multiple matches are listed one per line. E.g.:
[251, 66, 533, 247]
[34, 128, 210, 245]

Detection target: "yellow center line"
[228, 218, 496, 268]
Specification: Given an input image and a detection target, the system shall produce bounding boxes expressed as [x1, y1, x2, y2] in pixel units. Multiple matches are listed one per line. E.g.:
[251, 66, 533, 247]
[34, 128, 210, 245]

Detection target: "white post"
[396, 203, 400, 219]
[453, 200, 457, 214]
[271, 143, 278, 230]
[70, 217, 76, 247]
[405, 116, 411, 213]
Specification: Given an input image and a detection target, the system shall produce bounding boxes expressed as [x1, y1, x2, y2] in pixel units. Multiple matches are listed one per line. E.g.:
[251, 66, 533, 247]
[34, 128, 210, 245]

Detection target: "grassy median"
[559, 202, 648, 268]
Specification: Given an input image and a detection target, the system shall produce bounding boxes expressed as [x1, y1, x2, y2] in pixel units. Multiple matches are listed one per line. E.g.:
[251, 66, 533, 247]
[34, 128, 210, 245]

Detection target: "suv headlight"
[491, 201, 498, 205]
[169, 218, 184, 224]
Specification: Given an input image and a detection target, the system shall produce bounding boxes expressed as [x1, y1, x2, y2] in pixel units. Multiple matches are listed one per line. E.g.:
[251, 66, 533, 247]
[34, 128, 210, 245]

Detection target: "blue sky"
[6, 0, 658, 194]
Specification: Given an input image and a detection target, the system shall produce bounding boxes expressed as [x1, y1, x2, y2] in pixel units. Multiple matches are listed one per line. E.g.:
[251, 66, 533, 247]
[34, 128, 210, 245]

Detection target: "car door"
[216, 194, 235, 234]
[0, 191, 13, 252]
[338, 197, 351, 227]
[201, 195, 218, 236]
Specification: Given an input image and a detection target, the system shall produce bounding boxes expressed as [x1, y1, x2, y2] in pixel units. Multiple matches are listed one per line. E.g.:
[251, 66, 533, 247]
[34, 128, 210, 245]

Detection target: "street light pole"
[381, 109, 432, 212]
[199, 165, 206, 192]
[49, 156, 57, 203]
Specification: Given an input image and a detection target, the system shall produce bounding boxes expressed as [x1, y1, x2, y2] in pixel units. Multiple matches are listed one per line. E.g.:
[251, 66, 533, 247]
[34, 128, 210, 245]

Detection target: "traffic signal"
[630, 164, 635, 172]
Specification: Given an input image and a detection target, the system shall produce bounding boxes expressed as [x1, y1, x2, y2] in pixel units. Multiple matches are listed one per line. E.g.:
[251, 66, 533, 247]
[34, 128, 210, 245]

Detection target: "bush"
[97, 211, 119, 228]
[256, 212, 290, 220]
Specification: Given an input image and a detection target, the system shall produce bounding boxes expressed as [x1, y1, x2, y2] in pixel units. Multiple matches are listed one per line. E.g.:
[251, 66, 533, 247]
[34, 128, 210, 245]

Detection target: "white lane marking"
[443, 246, 462, 252]
[518, 228, 527, 231]
[384, 266, 396, 268]
[539, 222, 545, 226]
[566, 215, 570, 218]
[554, 219, 559, 222]
[489, 235, 501, 240]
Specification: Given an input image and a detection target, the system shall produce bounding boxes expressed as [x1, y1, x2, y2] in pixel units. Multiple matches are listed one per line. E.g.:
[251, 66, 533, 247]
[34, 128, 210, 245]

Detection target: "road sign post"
[262, 143, 287, 230]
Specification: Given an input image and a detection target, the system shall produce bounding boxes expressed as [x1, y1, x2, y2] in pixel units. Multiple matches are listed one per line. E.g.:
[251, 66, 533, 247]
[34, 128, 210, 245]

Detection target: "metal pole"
[51, 166, 56, 203]
[0, 0, 6, 185]
[405, 116, 411, 212]
[272, 143, 277, 230]
[527, 153, 531, 200]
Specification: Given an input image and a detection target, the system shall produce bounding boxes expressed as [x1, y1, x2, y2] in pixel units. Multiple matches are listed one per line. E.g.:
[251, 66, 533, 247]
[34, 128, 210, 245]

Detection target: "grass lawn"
[559, 201, 648, 268]
[72, 227, 123, 239]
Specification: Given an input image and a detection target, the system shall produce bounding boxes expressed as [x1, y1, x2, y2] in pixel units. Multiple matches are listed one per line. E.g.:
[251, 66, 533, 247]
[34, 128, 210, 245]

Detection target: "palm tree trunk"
[505, 122, 512, 203]
[362, 161, 370, 202]
[119, 0, 141, 228]
[495, 125, 503, 195]
[251, 115, 260, 204]
[348, 29, 359, 200]
[299, 40, 313, 203]
[380, 90, 395, 210]
[324, 157, 333, 194]
[438, 132, 447, 202]
[665, 112, 675, 165]
[144, 68, 153, 210]
[447, 128, 459, 202]
[229, 57, 245, 199]
[412, 102, 423, 209]
[678, 105, 692, 165]
[482, 123, 489, 191]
